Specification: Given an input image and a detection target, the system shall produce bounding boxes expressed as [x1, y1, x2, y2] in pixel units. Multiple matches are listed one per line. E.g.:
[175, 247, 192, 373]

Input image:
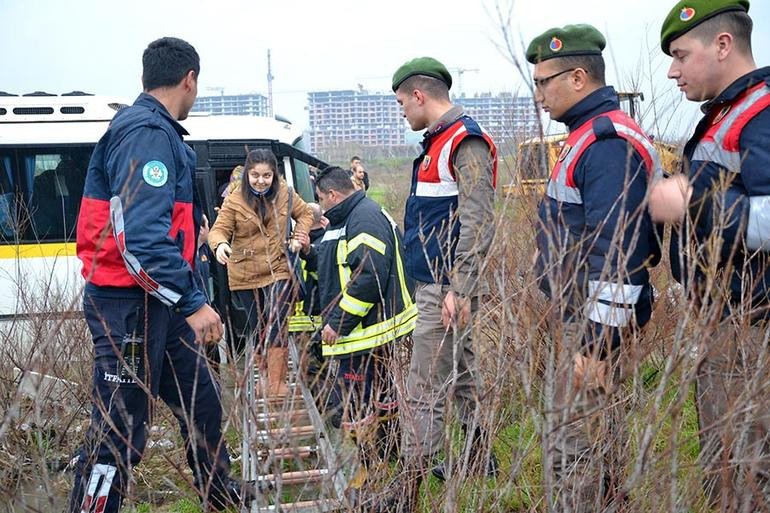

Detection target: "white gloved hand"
[215, 243, 232, 265]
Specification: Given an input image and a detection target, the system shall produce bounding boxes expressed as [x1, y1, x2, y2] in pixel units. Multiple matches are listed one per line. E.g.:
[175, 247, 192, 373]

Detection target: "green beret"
[526, 24, 606, 64]
[392, 57, 452, 92]
[660, 0, 750, 55]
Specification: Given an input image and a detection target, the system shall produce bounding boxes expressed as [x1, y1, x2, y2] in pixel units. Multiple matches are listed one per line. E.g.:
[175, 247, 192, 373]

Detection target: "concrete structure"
[192, 93, 269, 117]
[457, 92, 539, 143]
[307, 88, 537, 151]
[307, 89, 405, 151]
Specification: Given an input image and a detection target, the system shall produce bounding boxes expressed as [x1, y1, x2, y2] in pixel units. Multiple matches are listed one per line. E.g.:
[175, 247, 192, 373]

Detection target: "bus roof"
[0, 95, 302, 145]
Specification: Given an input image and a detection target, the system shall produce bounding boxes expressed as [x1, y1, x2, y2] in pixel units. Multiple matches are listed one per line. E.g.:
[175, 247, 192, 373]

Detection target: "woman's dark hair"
[241, 148, 281, 219]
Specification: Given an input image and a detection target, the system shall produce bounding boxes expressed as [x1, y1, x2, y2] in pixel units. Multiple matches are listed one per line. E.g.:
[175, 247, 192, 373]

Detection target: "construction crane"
[449, 67, 479, 97]
[267, 49, 274, 118]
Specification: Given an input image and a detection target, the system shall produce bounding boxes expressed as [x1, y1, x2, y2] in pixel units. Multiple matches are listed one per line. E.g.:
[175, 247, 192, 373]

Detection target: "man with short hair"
[70, 37, 250, 512]
[310, 166, 415, 497]
[392, 56, 498, 503]
[650, 1, 770, 507]
[527, 25, 661, 511]
[349, 155, 370, 190]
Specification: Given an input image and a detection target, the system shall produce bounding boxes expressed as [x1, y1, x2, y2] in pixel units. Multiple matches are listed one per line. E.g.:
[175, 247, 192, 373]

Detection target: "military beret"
[526, 24, 606, 64]
[660, 0, 750, 55]
[392, 57, 452, 92]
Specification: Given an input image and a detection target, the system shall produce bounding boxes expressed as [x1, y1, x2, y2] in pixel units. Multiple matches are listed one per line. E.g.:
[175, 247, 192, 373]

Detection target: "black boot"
[432, 425, 498, 481]
[206, 477, 258, 512]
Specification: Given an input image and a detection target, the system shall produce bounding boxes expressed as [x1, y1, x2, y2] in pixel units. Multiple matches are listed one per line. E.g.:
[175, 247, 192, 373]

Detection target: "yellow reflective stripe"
[381, 207, 413, 308]
[347, 233, 386, 255]
[288, 314, 323, 333]
[322, 305, 418, 356]
[340, 291, 374, 316]
[308, 271, 319, 280]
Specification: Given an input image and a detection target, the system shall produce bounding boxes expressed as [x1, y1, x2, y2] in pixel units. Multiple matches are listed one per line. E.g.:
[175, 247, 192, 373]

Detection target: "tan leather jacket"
[208, 180, 313, 291]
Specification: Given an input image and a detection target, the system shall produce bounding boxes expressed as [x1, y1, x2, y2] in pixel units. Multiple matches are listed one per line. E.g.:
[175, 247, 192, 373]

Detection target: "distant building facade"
[307, 88, 537, 152]
[457, 92, 539, 143]
[192, 93, 269, 117]
[307, 89, 405, 152]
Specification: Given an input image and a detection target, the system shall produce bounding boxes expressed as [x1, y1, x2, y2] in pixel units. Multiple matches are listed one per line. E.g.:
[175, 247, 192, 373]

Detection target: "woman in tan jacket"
[209, 149, 313, 396]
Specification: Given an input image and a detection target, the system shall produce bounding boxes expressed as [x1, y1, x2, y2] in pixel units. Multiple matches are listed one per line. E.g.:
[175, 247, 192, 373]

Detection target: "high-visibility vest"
[322, 208, 417, 357]
[546, 109, 663, 205]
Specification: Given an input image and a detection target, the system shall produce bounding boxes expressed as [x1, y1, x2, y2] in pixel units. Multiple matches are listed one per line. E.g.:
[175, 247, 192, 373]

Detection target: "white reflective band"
[109, 196, 181, 306]
[437, 125, 467, 185]
[586, 300, 634, 328]
[588, 280, 643, 305]
[322, 227, 346, 242]
[81, 463, 117, 513]
[546, 179, 583, 204]
[747, 195, 770, 251]
[693, 86, 770, 173]
[692, 141, 742, 173]
[613, 123, 664, 181]
[415, 181, 459, 197]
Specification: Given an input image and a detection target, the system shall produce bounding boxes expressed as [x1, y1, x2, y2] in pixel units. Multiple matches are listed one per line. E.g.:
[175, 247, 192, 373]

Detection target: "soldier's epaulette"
[592, 116, 617, 140]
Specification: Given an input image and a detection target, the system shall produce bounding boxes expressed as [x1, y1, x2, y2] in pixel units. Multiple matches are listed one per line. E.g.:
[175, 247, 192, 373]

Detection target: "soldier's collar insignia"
[713, 105, 731, 125]
[558, 144, 572, 162]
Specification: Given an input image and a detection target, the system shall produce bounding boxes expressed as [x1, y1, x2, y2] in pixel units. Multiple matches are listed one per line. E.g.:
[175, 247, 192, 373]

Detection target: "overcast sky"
[2, 0, 769, 139]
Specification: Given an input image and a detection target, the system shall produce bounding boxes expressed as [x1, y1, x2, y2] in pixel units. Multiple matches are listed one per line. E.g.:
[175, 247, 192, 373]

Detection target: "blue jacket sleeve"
[106, 125, 206, 316]
[574, 136, 650, 351]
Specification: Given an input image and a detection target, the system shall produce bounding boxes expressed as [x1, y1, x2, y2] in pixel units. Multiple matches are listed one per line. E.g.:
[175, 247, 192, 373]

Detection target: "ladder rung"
[257, 445, 318, 460]
[271, 498, 341, 512]
[254, 409, 309, 423]
[255, 468, 328, 486]
[254, 424, 316, 441]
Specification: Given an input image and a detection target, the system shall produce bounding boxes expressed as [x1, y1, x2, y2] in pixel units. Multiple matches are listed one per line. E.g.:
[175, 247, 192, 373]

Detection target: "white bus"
[0, 91, 324, 346]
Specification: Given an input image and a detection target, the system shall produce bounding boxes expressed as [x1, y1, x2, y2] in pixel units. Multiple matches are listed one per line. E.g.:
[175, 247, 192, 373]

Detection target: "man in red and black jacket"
[70, 37, 251, 513]
[527, 24, 662, 511]
[651, 1, 770, 507]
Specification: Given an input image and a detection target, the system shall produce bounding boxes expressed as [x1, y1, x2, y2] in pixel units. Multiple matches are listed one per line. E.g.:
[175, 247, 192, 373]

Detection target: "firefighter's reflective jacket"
[306, 191, 416, 357]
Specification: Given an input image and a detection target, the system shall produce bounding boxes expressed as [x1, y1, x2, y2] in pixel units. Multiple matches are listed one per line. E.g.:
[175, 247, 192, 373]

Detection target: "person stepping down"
[208, 148, 314, 399]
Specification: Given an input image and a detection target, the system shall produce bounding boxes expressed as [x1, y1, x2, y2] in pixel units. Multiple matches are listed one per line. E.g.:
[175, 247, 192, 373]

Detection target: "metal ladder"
[239, 336, 358, 512]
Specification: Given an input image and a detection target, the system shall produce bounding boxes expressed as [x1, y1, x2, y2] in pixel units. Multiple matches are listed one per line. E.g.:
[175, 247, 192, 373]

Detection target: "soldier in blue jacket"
[650, 1, 770, 507]
[527, 25, 662, 512]
[70, 37, 251, 512]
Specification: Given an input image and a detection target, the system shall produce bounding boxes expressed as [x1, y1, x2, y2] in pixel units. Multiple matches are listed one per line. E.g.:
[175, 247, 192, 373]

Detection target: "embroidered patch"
[421, 155, 432, 171]
[142, 160, 168, 187]
[713, 105, 731, 125]
[558, 144, 572, 162]
[680, 7, 696, 22]
[550, 37, 563, 52]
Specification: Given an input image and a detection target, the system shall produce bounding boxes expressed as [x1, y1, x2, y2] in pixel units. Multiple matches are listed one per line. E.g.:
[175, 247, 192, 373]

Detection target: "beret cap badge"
[680, 7, 696, 21]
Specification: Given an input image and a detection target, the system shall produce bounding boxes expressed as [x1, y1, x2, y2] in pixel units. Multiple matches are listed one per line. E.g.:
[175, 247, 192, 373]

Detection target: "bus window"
[19, 147, 91, 242]
[291, 138, 316, 203]
[0, 155, 18, 241]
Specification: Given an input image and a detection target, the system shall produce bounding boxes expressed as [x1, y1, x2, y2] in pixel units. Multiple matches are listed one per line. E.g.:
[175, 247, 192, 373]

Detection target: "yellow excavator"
[507, 92, 680, 196]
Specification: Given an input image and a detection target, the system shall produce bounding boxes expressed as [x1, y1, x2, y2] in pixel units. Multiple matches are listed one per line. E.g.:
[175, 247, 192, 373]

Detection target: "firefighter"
[70, 37, 251, 512]
[307, 166, 415, 500]
[527, 24, 662, 511]
[392, 56, 499, 502]
[650, 1, 770, 507]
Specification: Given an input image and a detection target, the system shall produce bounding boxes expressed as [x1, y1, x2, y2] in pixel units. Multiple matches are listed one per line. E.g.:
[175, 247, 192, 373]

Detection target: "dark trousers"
[69, 293, 231, 513]
[232, 280, 293, 352]
[325, 347, 399, 465]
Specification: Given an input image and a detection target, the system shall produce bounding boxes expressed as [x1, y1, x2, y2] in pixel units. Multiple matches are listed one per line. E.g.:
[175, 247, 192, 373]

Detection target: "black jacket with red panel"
[76, 93, 205, 316]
